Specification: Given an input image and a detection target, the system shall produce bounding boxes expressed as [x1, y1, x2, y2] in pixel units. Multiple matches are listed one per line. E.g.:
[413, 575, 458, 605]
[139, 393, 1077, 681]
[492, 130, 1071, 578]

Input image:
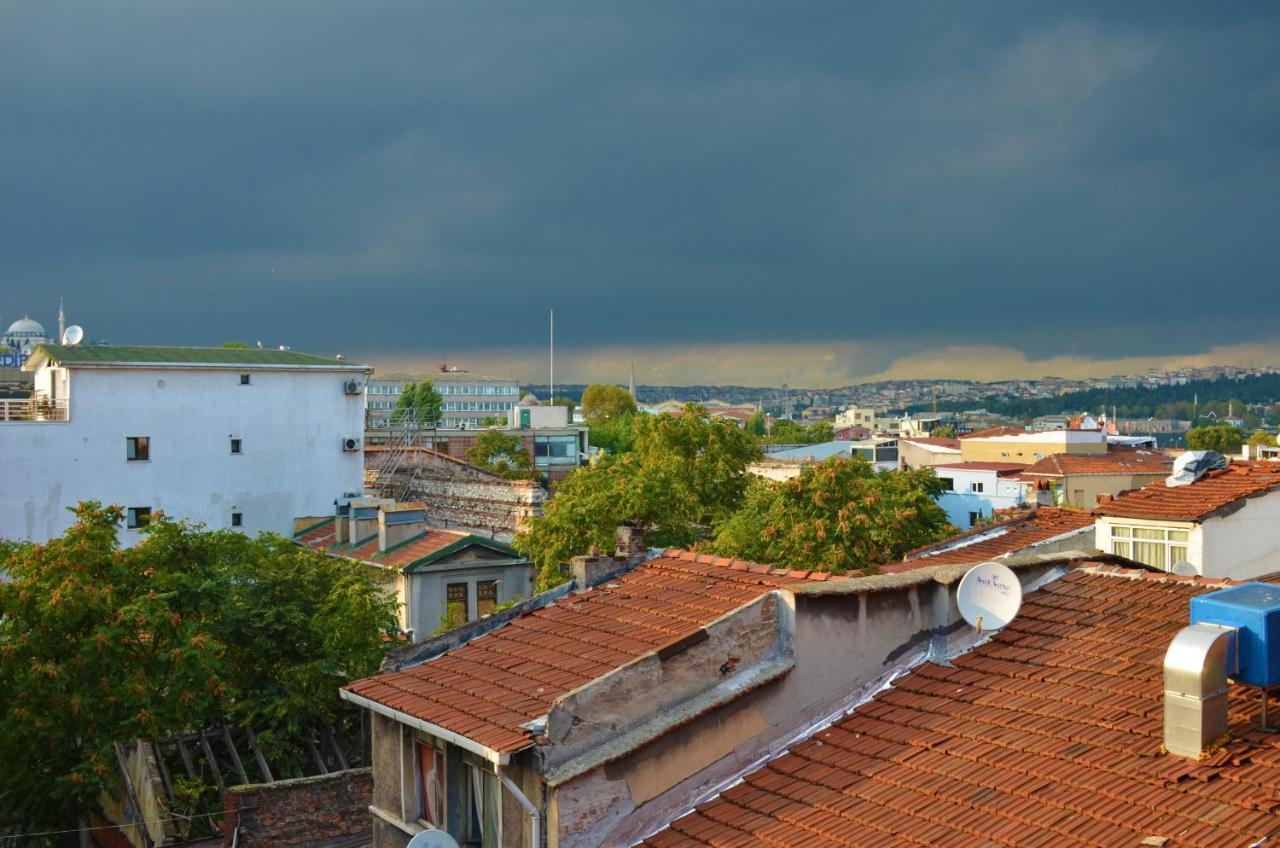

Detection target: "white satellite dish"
[1171, 561, 1199, 577]
[61, 325, 84, 345]
[407, 831, 460, 848]
[957, 561, 1023, 633]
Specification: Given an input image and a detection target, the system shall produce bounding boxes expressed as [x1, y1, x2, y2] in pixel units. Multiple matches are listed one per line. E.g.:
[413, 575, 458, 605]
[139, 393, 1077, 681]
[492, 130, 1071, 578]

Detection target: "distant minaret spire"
[58, 297, 65, 343]
[629, 362, 636, 399]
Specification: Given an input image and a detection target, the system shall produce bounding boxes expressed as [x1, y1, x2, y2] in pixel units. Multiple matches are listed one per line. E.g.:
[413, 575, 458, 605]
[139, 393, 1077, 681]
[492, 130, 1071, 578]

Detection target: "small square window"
[230, 437, 242, 454]
[231, 512, 243, 527]
[240, 374, 251, 385]
[127, 507, 152, 529]
[126, 436, 150, 461]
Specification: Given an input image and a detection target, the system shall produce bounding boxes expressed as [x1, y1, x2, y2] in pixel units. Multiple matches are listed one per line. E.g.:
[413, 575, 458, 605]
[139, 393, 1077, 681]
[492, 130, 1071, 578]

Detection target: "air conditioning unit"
[342, 437, 360, 452]
[344, 380, 363, 396]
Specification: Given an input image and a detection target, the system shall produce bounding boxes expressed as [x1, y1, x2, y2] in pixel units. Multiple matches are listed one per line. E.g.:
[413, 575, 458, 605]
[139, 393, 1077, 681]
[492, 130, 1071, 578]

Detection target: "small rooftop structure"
[887, 506, 1095, 570]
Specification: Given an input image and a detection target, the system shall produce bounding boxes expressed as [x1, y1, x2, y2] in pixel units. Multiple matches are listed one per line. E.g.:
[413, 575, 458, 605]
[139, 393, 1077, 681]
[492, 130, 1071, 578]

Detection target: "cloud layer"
[2, 3, 1278, 382]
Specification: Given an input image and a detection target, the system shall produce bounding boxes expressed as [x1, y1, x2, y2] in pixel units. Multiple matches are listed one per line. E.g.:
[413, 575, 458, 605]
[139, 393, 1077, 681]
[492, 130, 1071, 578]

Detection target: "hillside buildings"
[0, 344, 370, 542]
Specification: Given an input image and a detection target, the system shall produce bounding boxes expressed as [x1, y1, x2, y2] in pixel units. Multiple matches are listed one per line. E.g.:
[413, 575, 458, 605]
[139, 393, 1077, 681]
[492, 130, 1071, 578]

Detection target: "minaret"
[629, 362, 636, 399]
[58, 298, 66, 344]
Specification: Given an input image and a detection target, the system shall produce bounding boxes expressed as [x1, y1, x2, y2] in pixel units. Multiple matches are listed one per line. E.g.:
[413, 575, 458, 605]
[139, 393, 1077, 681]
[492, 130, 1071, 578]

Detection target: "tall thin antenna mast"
[549, 309, 555, 402]
[58, 297, 66, 344]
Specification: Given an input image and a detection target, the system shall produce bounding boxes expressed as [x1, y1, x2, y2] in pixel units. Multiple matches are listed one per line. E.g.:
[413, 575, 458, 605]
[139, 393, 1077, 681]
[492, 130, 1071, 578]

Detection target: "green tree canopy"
[764, 419, 833, 445]
[588, 412, 636, 454]
[220, 341, 251, 349]
[0, 504, 398, 835]
[516, 404, 760, 588]
[1247, 429, 1277, 448]
[745, 410, 767, 437]
[580, 384, 637, 423]
[1186, 424, 1246, 454]
[712, 458, 953, 573]
[466, 430, 538, 480]
[392, 380, 444, 425]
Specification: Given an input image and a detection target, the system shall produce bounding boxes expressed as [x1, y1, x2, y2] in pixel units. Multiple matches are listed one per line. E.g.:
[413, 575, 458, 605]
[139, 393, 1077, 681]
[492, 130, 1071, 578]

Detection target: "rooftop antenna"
[549, 308, 554, 403]
[957, 561, 1023, 634]
[61, 325, 84, 346]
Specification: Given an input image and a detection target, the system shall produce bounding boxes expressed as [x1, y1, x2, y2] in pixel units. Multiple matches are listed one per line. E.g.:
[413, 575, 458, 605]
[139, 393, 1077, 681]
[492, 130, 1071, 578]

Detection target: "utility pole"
[549, 309, 554, 403]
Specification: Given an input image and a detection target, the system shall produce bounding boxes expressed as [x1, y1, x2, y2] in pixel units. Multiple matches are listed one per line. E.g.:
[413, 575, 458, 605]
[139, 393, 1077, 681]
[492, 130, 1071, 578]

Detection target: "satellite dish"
[407, 831, 460, 848]
[62, 325, 84, 345]
[957, 561, 1023, 633]
[1171, 561, 1199, 577]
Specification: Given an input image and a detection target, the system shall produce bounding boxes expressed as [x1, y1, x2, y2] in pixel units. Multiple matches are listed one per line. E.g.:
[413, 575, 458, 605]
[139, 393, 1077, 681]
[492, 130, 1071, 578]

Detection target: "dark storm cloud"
[1, 2, 1278, 363]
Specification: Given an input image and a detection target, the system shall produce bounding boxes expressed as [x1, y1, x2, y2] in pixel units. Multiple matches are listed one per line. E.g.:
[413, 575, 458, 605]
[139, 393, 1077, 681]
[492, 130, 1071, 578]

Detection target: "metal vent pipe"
[1164, 623, 1237, 758]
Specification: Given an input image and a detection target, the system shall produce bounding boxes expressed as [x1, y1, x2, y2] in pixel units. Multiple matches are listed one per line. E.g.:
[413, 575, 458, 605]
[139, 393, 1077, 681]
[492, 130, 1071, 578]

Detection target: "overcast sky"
[3, 3, 1278, 386]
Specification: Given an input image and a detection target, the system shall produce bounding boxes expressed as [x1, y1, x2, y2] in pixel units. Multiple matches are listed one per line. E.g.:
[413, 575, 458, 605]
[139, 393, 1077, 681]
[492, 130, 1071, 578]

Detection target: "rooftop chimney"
[348, 497, 393, 544]
[378, 503, 428, 553]
[333, 492, 361, 544]
[571, 554, 625, 591]
[615, 521, 646, 558]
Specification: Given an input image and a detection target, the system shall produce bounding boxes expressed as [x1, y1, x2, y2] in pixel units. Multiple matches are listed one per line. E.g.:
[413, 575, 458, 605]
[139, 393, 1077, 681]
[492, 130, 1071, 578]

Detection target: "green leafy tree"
[932, 424, 956, 438]
[1247, 429, 1277, 448]
[745, 410, 767, 437]
[712, 458, 953, 573]
[765, 419, 808, 444]
[806, 421, 834, 443]
[466, 430, 538, 480]
[588, 412, 636, 454]
[0, 504, 398, 837]
[1187, 424, 1246, 454]
[220, 341, 251, 349]
[580, 384, 637, 423]
[517, 404, 760, 588]
[391, 380, 444, 426]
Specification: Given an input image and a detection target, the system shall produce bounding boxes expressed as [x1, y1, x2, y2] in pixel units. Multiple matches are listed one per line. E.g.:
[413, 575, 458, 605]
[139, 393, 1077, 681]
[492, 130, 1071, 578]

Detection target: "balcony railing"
[0, 397, 70, 422]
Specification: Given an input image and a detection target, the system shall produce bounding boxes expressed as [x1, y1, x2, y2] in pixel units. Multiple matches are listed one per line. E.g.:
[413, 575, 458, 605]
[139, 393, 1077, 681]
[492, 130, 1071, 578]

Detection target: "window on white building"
[126, 436, 150, 461]
[231, 512, 243, 527]
[127, 507, 152, 529]
[970, 481, 985, 493]
[1110, 526, 1189, 571]
[239, 374, 251, 385]
[230, 437, 243, 454]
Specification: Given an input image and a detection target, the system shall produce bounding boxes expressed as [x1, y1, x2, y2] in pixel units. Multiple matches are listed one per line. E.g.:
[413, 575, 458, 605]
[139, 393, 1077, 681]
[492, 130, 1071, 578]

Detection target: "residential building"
[0, 344, 370, 543]
[833, 404, 886, 430]
[296, 499, 532, 640]
[365, 366, 520, 429]
[1093, 460, 1280, 578]
[338, 536, 1079, 848]
[958, 425, 1107, 464]
[643, 566, 1280, 847]
[932, 462, 1035, 528]
[1021, 447, 1172, 509]
[896, 435, 960, 470]
[885, 506, 1095, 571]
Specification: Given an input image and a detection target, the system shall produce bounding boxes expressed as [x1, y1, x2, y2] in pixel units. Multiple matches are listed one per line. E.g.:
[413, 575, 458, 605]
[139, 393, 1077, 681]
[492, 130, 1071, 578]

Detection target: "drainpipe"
[500, 773, 541, 848]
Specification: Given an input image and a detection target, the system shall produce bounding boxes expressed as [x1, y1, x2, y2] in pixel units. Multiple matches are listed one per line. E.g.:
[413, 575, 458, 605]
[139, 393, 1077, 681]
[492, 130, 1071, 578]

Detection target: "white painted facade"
[935, 466, 1034, 529]
[1095, 490, 1280, 579]
[0, 355, 371, 543]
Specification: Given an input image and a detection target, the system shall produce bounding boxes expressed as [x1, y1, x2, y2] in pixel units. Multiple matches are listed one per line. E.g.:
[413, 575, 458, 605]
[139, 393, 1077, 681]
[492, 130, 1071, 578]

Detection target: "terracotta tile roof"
[342, 550, 841, 755]
[294, 520, 481, 568]
[1094, 461, 1280, 522]
[886, 507, 1095, 570]
[1022, 448, 1173, 478]
[644, 568, 1280, 848]
[900, 436, 961, 450]
[933, 461, 1030, 474]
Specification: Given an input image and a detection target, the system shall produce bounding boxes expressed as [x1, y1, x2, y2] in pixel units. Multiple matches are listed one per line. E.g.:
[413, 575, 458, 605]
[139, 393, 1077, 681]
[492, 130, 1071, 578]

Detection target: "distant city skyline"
[3, 3, 1279, 387]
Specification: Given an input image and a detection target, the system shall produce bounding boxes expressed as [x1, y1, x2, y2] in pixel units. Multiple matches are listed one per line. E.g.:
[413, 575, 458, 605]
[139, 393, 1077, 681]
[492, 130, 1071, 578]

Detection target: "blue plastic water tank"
[1191, 583, 1280, 688]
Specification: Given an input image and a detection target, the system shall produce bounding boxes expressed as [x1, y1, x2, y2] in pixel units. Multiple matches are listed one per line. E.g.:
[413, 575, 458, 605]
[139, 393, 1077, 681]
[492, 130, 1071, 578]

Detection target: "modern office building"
[365, 365, 520, 429]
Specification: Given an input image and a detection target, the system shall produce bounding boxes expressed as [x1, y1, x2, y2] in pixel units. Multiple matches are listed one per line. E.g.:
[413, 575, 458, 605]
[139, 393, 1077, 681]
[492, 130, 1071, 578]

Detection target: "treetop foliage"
[466, 429, 539, 480]
[1186, 424, 1246, 454]
[580, 383, 637, 423]
[712, 457, 953, 573]
[392, 379, 444, 425]
[0, 504, 398, 833]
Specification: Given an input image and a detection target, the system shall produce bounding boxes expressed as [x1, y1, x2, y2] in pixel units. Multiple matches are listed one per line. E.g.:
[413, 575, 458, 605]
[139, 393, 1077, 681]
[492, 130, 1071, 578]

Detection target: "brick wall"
[222, 768, 372, 848]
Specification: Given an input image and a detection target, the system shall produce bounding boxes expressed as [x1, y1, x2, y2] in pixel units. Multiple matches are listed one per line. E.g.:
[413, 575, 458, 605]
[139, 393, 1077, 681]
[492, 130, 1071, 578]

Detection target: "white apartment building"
[364, 367, 520, 429]
[0, 344, 371, 543]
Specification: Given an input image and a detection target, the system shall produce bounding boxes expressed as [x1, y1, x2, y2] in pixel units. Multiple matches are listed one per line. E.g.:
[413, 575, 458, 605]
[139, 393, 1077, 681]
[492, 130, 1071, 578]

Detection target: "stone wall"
[222, 768, 372, 848]
[369, 449, 545, 535]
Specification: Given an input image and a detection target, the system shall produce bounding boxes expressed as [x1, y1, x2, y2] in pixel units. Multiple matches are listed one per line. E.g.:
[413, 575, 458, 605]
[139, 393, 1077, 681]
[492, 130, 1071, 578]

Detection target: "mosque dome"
[5, 316, 45, 337]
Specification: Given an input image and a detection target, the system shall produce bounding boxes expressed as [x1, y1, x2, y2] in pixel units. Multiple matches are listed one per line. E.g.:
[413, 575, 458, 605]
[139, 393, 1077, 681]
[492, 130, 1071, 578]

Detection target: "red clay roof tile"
[1093, 461, 1280, 522]
[343, 551, 840, 755]
[886, 507, 1095, 570]
[1021, 448, 1173, 478]
[643, 569, 1280, 848]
